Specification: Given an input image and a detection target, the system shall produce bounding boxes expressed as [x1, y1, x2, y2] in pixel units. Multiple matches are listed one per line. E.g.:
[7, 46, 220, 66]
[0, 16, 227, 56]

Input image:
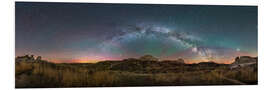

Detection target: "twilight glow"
[15, 2, 257, 64]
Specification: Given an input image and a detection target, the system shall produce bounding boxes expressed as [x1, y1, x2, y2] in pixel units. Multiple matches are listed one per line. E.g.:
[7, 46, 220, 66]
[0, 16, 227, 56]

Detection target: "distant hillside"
[15, 55, 257, 87]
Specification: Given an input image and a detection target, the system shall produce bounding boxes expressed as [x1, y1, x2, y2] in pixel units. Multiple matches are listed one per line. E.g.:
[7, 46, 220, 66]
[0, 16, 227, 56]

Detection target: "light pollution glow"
[16, 3, 257, 64]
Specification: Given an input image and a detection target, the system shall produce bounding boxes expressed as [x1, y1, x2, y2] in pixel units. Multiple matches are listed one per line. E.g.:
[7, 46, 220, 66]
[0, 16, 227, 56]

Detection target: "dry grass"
[15, 61, 33, 75]
[15, 60, 257, 88]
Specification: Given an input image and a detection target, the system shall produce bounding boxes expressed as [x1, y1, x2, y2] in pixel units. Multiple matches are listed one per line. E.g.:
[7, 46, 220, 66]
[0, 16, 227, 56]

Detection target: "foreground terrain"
[15, 55, 257, 88]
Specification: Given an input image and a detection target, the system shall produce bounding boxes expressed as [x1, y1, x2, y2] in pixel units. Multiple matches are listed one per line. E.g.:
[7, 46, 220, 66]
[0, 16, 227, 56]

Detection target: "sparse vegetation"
[15, 55, 257, 88]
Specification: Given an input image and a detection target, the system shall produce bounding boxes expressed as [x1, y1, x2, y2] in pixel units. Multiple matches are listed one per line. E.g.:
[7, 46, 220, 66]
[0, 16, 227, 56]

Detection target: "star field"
[16, 2, 257, 63]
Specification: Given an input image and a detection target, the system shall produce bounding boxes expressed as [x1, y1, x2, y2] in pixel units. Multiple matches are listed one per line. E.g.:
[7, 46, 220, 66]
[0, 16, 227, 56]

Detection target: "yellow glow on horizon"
[46, 59, 101, 63]
[184, 59, 235, 64]
[76, 59, 100, 63]
[42, 54, 258, 64]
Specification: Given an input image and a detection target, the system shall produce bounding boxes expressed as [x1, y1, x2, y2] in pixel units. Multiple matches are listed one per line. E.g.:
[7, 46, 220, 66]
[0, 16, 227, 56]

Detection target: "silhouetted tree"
[36, 56, 42, 61]
[30, 55, 35, 61]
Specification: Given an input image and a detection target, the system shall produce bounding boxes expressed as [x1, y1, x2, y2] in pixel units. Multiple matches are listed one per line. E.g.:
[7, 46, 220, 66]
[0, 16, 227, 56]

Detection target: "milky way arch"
[99, 24, 203, 58]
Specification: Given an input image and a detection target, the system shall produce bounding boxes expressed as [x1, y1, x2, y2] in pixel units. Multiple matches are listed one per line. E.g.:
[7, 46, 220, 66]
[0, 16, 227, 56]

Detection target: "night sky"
[15, 2, 257, 64]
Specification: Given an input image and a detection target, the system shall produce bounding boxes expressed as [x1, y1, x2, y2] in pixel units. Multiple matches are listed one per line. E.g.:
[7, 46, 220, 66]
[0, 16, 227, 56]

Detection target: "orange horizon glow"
[47, 59, 101, 63]
[184, 59, 235, 64]
[46, 58, 237, 64]
[17, 54, 257, 64]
